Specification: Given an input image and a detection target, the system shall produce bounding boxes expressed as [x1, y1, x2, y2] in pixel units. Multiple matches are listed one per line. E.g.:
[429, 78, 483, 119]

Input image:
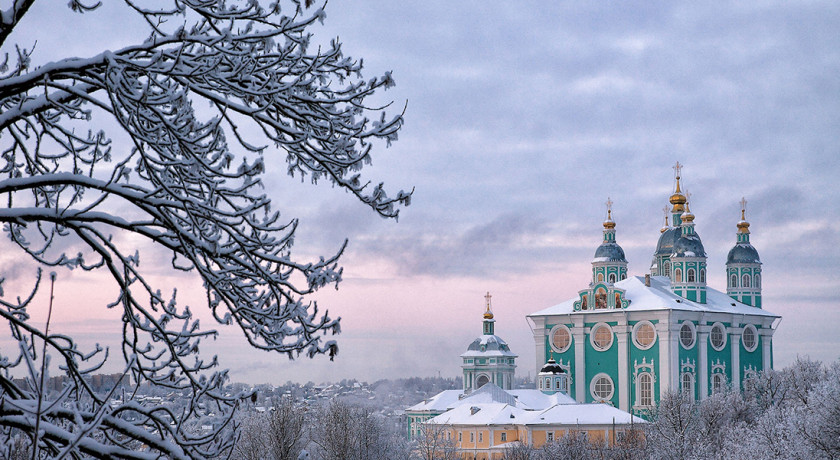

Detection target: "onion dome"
[539, 357, 566, 375]
[727, 198, 761, 264]
[466, 335, 512, 353]
[594, 242, 627, 262]
[672, 199, 707, 258]
[673, 232, 707, 258]
[593, 198, 627, 262]
[654, 227, 680, 256]
[727, 244, 760, 264]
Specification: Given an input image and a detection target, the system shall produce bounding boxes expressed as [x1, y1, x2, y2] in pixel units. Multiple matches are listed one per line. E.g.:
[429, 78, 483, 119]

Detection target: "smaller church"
[405, 295, 643, 459]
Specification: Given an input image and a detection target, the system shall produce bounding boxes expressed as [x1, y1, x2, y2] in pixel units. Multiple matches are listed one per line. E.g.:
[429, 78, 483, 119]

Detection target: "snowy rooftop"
[427, 400, 644, 426]
[529, 275, 779, 318]
[461, 334, 518, 358]
[406, 384, 576, 413]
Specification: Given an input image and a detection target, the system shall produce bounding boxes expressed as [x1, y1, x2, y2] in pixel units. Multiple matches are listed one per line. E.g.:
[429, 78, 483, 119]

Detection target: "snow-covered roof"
[427, 401, 644, 427]
[529, 275, 779, 318]
[406, 384, 577, 413]
[461, 334, 518, 358]
[526, 402, 645, 426]
[428, 402, 528, 426]
[405, 390, 464, 412]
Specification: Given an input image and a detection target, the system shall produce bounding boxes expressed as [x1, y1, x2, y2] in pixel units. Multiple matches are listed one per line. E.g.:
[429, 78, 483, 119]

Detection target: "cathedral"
[528, 163, 781, 415]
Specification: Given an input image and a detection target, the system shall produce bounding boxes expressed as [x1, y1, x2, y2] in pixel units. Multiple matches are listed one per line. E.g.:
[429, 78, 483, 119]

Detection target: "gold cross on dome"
[740, 197, 747, 219]
[605, 197, 613, 219]
[485, 291, 492, 309]
[673, 161, 683, 180]
[663, 206, 669, 224]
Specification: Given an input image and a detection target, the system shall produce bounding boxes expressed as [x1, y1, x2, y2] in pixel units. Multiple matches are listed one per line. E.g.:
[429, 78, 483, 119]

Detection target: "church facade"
[528, 164, 781, 416]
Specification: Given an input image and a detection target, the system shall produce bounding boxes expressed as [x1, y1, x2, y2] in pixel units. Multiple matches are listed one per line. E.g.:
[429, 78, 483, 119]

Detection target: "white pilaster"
[698, 329, 709, 400]
[616, 324, 630, 412]
[669, 323, 680, 393]
[762, 331, 773, 371]
[573, 320, 586, 403]
[532, 322, 546, 378]
[730, 328, 741, 390]
[658, 323, 671, 396]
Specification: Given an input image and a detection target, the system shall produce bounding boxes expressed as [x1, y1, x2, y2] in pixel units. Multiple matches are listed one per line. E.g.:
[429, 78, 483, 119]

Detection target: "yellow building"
[407, 297, 644, 458]
[422, 382, 642, 459]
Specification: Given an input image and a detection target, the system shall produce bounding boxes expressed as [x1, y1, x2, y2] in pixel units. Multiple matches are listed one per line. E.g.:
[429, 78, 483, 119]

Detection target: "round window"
[710, 323, 727, 351]
[633, 321, 657, 350]
[591, 374, 614, 401]
[550, 325, 572, 353]
[742, 325, 758, 352]
[679, 322, 695, 349]
[591, 323, 613, 351]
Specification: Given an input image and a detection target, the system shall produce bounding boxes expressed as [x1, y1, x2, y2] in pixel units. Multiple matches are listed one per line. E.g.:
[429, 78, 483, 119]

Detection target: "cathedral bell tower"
[461, 293, 517, 391]
[726, 198, 762, 307]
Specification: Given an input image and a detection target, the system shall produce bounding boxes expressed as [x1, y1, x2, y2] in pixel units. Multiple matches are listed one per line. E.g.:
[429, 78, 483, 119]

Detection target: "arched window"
[609, 273, 616, 283]
[755, 274, 761, 289]
[581, 296, 588, 310]
[555, 380, 561, 390]
[476, 375, 489, 388]
[674, 269, 682, 282]
[637, 373, 653, 407]
[687, 268, 696, 282]
[681, 373, 694, 400]
[730, 274, 737, 287]
[615, 293, 621, 308]
[712, 374, 725, 394]
[621, 273, 627, 280]
[597, 273, 604, 282]
[700, 269, 706, 283]
[595, 288, 607, 309]
[664, 261, 670, 277]
[742, 274, 751, 288]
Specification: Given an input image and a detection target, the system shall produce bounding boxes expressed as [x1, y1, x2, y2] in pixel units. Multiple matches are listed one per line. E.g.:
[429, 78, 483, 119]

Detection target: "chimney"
[645, 274, 651, 287]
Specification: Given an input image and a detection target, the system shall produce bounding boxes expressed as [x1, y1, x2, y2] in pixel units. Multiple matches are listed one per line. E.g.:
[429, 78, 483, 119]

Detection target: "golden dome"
[737, 198, 750, 233]
[483, 292, 494, 319]
[603, 197, 616, 229]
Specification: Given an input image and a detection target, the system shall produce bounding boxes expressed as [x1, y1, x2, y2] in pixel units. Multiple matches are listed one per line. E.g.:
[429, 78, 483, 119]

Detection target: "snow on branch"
[0, 0, 408, 457]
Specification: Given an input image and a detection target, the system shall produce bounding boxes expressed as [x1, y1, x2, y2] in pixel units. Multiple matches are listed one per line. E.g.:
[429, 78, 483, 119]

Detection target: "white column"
[698, 328, 709, 400]
[573, 321, 586, 403]
[616, 324, 630, 412]
[658, 323, 671, 396]
[730, 328, 741, 391]
[762, 331, 773, 370]
[669, 323, 680, 393]
[533, 323, 546, 377]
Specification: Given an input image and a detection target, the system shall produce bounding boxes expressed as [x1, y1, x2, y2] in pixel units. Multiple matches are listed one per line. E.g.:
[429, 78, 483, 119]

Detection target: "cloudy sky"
[2, 1, 838, 385]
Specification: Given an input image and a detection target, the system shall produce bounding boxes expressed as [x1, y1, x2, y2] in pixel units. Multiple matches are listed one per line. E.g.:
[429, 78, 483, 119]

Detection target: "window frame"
[681, 372, 695, 400]
[590, 323, 614, 351]
[710, 322, 727, 351]
[742, 324, 758, 352]
[636, 372, 654, 408]
[590, 373, 615, 402]
[632, 320, 657, 350]
[679, 321, 696, 350]
[549, 324, 573, 353]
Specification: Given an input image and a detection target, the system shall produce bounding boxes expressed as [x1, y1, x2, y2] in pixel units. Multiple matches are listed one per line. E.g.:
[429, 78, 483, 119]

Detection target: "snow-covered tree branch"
[0, 0, 409, 457]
